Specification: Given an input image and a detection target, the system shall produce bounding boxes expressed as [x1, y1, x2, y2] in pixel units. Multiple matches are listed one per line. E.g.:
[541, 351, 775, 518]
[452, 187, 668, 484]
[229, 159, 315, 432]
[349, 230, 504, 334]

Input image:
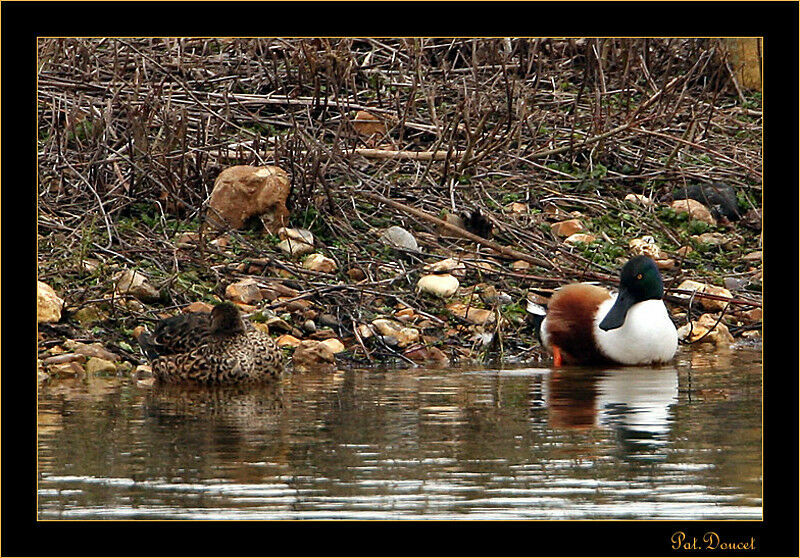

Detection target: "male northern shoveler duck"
[138, 302, 285, 384]
[532, 255, 678, 366]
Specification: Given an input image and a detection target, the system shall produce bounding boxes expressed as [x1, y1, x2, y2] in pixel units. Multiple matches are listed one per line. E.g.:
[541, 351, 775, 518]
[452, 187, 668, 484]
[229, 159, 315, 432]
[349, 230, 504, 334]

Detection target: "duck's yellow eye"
[636, 273, 643, 280]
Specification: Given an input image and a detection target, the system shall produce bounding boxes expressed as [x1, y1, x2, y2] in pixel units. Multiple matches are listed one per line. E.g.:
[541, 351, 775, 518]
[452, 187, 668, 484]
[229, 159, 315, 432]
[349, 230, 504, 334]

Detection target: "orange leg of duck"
[552, 345, 563, 367]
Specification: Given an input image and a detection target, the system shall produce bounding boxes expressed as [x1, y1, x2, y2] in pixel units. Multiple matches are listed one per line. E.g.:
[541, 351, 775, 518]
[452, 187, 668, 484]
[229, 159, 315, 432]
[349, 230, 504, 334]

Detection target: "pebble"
[446, 303, 496, 325]
[380, 226, 419, 251]
[670, 198, 716, 226]
[550, 219, 584, 238]
[225, 278, 263, 305]
[303, 253, 337, 273]
[416, 274, 459, 298]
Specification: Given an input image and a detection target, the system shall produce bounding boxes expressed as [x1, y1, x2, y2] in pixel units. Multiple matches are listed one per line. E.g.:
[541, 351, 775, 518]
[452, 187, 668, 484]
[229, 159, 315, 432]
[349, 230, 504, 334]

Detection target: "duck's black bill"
[598, 290, 635, 331]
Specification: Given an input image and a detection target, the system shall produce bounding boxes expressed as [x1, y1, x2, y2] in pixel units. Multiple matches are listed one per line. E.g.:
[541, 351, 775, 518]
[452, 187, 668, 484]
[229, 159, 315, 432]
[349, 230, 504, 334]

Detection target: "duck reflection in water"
[545, 366, 679, 455]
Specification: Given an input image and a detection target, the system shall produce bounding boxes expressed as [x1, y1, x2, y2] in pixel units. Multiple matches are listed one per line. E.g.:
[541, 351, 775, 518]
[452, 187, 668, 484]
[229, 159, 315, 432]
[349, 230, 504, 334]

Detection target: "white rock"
[277, 227, 314, 245]
[416, 274, 459, 298]
[381, 226, 418, 251]
[625, 193, 654, 206]
[277, 238, 315, 256]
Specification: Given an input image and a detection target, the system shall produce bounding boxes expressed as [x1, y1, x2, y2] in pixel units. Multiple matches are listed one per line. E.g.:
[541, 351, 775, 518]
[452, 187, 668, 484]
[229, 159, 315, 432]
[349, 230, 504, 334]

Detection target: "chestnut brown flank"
[546, 284, 612, 364]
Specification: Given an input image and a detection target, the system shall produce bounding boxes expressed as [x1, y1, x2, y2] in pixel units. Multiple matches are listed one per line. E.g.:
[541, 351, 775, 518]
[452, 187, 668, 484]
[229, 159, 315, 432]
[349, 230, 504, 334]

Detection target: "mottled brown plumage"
[138, 303, 284, 385]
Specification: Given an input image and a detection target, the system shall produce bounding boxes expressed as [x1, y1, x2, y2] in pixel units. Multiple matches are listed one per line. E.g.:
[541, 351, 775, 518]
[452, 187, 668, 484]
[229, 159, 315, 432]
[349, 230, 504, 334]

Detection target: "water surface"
[38, 345, 762, 520]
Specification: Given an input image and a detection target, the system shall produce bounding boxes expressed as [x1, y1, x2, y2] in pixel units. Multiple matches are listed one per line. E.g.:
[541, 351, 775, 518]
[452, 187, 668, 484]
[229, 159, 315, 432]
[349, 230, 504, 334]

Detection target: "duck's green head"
[210, 302, 245, 335]
[598, 256, 664, 331]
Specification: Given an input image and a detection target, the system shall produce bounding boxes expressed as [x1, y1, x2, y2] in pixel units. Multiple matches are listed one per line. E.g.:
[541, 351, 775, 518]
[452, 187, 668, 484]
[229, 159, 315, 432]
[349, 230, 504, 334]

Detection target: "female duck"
[536, 255, 677, 366]
[138, 302, 285, 384]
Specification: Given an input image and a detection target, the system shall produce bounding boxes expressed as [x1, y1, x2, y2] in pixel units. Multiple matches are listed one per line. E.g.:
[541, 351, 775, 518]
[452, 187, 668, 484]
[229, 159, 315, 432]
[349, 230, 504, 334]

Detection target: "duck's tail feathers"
[525, 299, 547, 342]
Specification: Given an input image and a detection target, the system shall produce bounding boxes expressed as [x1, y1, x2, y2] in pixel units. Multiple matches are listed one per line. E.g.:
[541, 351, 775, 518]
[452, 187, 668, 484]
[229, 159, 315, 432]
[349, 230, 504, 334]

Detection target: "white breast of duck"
[593, 295, 678, 365]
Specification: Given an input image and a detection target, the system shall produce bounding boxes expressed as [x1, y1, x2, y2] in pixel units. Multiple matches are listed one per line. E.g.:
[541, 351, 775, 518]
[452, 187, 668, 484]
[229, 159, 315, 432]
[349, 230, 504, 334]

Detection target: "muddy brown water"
[38, 345, 761, 520]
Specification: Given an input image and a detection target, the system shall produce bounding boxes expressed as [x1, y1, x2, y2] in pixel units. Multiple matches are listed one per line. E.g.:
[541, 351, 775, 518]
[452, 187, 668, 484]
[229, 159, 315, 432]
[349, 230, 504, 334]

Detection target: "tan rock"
[471, 260, 498, 275]
[356, 324, 374, 339]
[85, 357, 118, 375]
[370, 318, 420, 347]
[395, 307, 416, 322]
[416, 274, 459, 298]
[277, 238, 315, 257]
[629, 236, 663, 259]
[738, 308, 762, 323]
[183, 301, 214, 314]
[114, 269, 160, 302]
[175, 232, 199, 249]
[671, 198, 716, 225]
[403, 345, 450, 363]
[276, 296, 312, 311]
[292, 340, 336, 369]
[693, 232, 729, 246]
[511, 260, 531, 271]
[303, 253, 337, 273]
[676, 245, 694, 257]
[319, 338, 346, 354]
[208, 165, 291, 233]
[64, 340, 120, 362]
[550, 219, 584, 237]
[656, 259, 675, 270]
[264, 316, 295, 334]
[232, 302, 258, 313]
[424, 257, 466, 276]
[37, 281, 64, 323]
[504, 202, 528, 214]
[446, 303, 496, 325]
[564, 233, 597, 245]
[72, 305, 108, 325]
[225, 278, 263, 305]
[675, 280, 733, 312]
[277, 227, 314, 245]
[47, 361, 84, 378]
[277, 334, 302, 348]
[347, 267, 366, 281]
[353, 110, 387, 138]
[677, 313, 734, 346]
